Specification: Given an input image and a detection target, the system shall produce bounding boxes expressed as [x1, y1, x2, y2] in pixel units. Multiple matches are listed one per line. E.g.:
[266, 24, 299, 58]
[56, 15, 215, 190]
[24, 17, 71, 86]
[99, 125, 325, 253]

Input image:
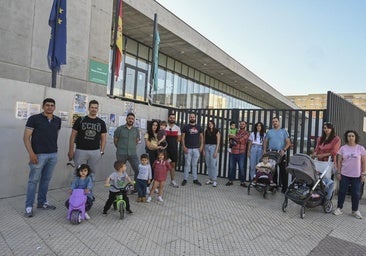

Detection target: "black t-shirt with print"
[73, 116, 107, 150]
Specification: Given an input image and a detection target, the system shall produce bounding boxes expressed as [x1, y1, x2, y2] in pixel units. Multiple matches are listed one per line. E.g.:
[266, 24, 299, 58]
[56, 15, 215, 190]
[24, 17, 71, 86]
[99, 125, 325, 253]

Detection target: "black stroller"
[282, 153, 333, 218]
[248, 151, 282, 198]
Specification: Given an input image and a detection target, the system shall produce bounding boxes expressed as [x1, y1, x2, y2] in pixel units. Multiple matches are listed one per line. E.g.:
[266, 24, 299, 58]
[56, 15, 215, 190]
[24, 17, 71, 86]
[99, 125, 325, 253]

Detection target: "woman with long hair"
[333, 130, 366, 219]
[144, 120, 162, 169]
[203, 120, 221, 187]
[247, 122, 266, 181]
[311, 122, 341, 200]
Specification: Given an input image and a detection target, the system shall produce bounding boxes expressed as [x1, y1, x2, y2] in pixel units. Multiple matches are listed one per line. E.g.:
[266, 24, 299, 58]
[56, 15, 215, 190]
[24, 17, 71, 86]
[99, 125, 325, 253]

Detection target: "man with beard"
[165, 111, 181, 188]
[68, 100, 107, 179]
[181, 112, 203, 186]
[263, 117, 291, 193]
[114, 113, 140, 181]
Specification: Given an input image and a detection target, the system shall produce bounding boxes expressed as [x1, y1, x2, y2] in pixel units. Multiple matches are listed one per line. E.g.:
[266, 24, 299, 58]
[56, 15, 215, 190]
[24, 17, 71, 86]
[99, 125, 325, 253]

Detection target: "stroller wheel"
[323, 199, 333, 213]
[70, 210, 82, 225]
[282, 198, 288, 212]
[300, 206, 305, 219]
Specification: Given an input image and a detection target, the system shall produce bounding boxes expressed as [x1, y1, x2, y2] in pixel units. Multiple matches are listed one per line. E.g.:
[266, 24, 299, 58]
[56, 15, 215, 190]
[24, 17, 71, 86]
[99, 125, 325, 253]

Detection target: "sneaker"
[137, 197, 142, 202]
[170, 180, 179, 188]
[146, 196, 152, 203]
[226, 181, 233, 186]
[205, 180, 212, 185]
[212, 181, 217, 187]
[24, 207, 33, 218]
[181, 180, 187, 186]
[240, 182, 248, 187]
[141, 197, 146, 203]
[157, 196, 163, 202]
[333, 208, 343, 216]
[102, 211, 107, 215]
[37, 202, 56, 210]
[270, 182, 276, 187]
[193, 180, 202, 186]
[127, 209, 133, 214]
[155, 188, 159, 194]
[352, 210, 363, 219]
[84, 212, 91, 220]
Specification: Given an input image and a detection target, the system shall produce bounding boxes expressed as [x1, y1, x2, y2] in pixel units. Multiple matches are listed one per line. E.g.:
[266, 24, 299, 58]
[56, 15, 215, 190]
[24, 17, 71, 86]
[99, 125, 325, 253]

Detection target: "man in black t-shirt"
[165, 111, 181, 188]
[68, 100, 107, 178]
[181, 113, 203, 186]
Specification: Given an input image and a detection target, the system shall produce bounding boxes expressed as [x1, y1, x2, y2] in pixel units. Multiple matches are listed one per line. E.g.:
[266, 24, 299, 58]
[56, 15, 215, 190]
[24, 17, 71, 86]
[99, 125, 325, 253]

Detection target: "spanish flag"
[115, 0, 123, 79]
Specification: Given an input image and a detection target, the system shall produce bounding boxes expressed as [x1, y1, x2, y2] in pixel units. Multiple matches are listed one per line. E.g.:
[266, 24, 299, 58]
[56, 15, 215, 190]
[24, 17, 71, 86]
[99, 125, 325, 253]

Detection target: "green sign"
[89, 60, 108, 85]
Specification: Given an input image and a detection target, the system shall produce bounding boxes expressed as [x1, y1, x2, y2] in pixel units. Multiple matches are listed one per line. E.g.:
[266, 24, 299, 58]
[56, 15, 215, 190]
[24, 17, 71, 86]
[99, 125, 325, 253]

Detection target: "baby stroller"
[67, 189, 87, 224]
[282, 154, 333, 218]
[248, 151, 282, 198]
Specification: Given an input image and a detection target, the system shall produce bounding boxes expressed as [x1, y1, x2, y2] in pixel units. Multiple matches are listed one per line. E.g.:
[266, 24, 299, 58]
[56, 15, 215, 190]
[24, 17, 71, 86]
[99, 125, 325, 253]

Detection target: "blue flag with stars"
[47, 0, 67, 71]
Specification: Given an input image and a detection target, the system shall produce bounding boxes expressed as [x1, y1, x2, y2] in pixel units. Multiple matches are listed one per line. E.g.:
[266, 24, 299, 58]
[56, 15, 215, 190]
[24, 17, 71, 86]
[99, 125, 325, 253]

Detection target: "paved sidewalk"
[1, 173, 366, 256]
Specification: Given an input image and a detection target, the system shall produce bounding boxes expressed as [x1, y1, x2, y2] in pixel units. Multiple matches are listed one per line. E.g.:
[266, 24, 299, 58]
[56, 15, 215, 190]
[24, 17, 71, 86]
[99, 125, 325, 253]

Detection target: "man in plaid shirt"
[226, 121, 250, 187]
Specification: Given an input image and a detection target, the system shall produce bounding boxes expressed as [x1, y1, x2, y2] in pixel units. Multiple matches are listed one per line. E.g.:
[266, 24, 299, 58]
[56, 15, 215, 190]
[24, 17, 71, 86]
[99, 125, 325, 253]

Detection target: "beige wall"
[0, 78, 167, 198]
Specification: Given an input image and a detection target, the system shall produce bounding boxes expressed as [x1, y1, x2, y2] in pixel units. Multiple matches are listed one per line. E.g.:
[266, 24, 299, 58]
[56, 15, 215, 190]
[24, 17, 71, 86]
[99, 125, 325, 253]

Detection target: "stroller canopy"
[286, 154, 317, 185]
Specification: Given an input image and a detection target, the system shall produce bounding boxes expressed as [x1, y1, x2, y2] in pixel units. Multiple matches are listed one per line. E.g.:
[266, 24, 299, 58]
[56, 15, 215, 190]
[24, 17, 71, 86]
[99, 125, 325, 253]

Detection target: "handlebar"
[109, 183, 134, 192]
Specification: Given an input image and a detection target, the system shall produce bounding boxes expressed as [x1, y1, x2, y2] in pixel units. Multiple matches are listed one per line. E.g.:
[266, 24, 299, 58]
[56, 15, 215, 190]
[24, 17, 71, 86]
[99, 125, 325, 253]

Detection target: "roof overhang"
[123, 0, 299, 109]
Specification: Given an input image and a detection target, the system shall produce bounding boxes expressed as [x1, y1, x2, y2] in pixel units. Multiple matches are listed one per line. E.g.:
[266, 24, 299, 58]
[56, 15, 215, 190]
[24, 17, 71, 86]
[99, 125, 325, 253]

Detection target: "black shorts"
[166, 148, 178, 163]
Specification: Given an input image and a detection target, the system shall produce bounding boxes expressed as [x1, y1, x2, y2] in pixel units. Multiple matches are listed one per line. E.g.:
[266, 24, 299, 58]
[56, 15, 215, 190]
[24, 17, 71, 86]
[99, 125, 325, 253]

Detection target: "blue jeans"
[337, 175, 361, 211]
[249, 145, 263, 181]
[184, 148, 200, 180]
[25, 153, 58, 208]
[323, 177, 334, 200]
[228, 153, 246, 182]
[136, 178, 148, 198]
[205, 145, 218, 181]
[116, 154, 140, 181]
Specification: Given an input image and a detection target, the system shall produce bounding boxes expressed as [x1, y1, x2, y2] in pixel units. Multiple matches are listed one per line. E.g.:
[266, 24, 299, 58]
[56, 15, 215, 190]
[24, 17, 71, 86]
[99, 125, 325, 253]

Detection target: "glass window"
[136, 70, 147, 101]
[138, 44, 149, 60]
[187, 80, 194, 108]
[165, 71, 174, 106]
[188, 67, 194, 79]
[158, 53, 167, 67]
[124, 67, 135, 99]
[172, 74, 180, 107]
[174, 61, 181, 73]
[181, 64, 188, 76]
[179, 78, 188, 108]
[156, 68, 166, 104]
[126, 39, 138, 55]
[137, 58, 148, 70]
[125, 54, 136, 65]
[167, 57, 174, 70]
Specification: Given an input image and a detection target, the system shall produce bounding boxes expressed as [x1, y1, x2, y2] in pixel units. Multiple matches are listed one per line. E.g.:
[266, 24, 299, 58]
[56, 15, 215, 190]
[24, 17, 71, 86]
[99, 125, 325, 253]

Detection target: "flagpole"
[109, 0, 120, 96]
[148, 13, 158, 105]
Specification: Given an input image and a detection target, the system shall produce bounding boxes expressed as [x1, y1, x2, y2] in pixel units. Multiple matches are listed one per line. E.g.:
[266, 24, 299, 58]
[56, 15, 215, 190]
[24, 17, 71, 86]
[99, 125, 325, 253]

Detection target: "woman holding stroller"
[333, 130, 366, 219]
[311, 122, 341, 200]
[247, 122, 266, 182]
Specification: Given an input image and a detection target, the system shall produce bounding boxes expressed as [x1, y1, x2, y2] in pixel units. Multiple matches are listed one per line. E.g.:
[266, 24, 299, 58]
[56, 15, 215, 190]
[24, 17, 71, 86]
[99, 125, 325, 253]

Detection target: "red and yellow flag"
[115, 0, 123, 79]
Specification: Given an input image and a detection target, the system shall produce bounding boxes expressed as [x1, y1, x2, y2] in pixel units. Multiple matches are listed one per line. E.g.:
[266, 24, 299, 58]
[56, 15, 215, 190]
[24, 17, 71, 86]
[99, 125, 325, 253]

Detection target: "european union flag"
[47, 0, 67, 71]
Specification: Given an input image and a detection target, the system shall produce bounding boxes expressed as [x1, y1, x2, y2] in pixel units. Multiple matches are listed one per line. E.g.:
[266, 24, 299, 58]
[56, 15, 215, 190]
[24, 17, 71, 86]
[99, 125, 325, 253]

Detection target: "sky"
[155, 0, 366, 96]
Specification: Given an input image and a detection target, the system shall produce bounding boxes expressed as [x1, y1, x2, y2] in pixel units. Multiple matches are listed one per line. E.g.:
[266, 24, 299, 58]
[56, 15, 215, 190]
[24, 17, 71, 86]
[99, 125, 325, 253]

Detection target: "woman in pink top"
[333, 130, 366, 219]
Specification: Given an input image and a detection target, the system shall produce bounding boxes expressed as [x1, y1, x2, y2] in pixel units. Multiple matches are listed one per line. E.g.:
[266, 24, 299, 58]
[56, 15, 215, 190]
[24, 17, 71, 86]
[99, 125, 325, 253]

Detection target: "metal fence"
[166, 91, 365, 181]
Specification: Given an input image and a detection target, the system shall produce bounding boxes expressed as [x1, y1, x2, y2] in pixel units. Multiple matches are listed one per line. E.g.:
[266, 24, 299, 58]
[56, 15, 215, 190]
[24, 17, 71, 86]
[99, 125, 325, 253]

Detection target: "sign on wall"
[89, 59, 108, 85]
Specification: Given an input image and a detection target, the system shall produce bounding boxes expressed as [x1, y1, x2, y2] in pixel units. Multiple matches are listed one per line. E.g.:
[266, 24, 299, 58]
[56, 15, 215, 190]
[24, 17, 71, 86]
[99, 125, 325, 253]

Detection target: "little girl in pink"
[147, 150, 171, 202]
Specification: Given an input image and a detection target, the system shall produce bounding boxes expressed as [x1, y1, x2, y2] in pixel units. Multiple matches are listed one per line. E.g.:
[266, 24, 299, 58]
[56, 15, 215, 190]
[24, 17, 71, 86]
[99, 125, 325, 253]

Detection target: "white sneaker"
[170, 180, 179, 188]
[205, 180, 212, 185]
[146, 196, 152, 203]
[84, 212, 91, 220]
[352, 210, 363, 219]
[212, 181, 217, 187]
[157, 196, 163, 202]
[333, 208, 343, 216]
[155, 188, 159, 194]
[146, 187, 150, 194]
